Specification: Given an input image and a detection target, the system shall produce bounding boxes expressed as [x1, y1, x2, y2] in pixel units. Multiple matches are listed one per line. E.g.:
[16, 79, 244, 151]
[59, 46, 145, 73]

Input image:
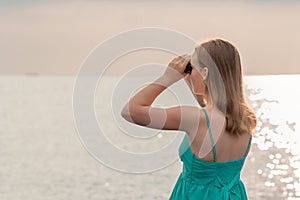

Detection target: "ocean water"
[0, 74, 299, 199]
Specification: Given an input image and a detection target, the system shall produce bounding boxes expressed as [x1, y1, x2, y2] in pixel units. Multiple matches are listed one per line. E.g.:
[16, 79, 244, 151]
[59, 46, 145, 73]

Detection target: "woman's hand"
[163, 54, 191, 83]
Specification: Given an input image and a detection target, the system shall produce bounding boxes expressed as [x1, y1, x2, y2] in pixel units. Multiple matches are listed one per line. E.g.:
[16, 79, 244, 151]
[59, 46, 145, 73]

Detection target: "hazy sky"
[1, 0, 300, 75]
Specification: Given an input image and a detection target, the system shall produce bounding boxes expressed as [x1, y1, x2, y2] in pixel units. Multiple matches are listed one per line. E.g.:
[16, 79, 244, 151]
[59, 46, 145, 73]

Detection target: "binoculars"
[184, 62, 192, 74]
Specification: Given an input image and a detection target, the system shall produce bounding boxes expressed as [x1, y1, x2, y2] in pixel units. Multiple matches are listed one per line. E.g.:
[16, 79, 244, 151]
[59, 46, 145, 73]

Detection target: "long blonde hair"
[195, 38, 257, 136]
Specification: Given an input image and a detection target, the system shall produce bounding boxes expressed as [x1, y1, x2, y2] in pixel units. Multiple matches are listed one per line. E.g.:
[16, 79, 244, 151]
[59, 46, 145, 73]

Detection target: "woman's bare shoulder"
[175, 106, 207, 134]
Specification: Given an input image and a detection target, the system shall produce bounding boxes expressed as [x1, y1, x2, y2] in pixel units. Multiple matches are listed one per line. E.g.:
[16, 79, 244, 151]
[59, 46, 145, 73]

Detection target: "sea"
[0, 74, 299, 200]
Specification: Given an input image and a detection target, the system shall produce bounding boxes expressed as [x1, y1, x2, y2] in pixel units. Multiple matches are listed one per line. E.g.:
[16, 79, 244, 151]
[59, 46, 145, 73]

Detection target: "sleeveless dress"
[169, 107, 252, 200]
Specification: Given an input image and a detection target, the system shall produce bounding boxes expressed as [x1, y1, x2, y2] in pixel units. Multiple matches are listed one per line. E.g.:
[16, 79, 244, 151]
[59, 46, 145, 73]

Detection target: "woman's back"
[187, 106, 252, 163]
[169, 107, 252, 200]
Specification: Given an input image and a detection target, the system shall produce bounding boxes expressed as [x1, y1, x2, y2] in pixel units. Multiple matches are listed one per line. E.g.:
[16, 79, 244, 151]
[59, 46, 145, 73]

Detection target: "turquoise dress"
[169, 108, 252, 200]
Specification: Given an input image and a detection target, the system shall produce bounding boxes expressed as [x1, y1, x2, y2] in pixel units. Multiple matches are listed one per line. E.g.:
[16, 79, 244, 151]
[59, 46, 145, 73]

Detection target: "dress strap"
[243, 135, 252, 158]
[201, 107, 217, 162]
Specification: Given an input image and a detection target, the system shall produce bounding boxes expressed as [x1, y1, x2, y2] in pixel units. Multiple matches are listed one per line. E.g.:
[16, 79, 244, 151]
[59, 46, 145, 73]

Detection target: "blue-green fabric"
[169, 108, 252, 200]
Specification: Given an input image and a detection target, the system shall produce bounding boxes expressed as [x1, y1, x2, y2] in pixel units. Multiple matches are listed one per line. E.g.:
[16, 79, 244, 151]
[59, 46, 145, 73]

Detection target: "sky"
[0, 0, 300, 75]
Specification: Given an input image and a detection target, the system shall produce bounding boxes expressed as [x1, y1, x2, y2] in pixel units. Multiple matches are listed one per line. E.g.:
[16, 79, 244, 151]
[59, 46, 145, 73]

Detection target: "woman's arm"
[121, 75, 177, 127]
[121, 55, 195, 132]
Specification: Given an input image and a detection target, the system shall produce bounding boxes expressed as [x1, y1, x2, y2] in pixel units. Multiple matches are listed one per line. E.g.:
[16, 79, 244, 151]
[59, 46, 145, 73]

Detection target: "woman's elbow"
[121, 104, 137, 123]
[121, 104, 149, 126]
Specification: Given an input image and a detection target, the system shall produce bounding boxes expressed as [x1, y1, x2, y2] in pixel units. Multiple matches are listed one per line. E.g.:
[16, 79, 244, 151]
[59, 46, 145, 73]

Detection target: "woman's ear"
[201, 67, 208, 81]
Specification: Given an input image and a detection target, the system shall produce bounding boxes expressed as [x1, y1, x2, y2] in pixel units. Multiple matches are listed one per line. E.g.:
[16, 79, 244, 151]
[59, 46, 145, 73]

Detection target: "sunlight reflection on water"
[245, 75, 300, 199]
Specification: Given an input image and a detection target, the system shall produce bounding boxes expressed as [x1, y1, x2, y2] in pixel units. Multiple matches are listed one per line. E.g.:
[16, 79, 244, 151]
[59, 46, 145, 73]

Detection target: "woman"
[121, 38, 257, 199]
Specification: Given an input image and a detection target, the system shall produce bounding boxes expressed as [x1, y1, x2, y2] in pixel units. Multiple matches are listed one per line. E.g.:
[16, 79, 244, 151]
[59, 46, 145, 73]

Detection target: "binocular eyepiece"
[184, 62, 192, 74]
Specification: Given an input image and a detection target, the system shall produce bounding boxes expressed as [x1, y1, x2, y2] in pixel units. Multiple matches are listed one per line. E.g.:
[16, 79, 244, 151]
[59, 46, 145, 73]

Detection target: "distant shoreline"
[0, 73, 296, 77]
[3, 70, 299, 77]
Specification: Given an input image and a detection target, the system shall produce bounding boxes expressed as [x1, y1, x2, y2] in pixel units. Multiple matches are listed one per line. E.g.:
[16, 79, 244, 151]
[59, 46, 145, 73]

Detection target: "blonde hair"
[195, 38, 257, 136]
